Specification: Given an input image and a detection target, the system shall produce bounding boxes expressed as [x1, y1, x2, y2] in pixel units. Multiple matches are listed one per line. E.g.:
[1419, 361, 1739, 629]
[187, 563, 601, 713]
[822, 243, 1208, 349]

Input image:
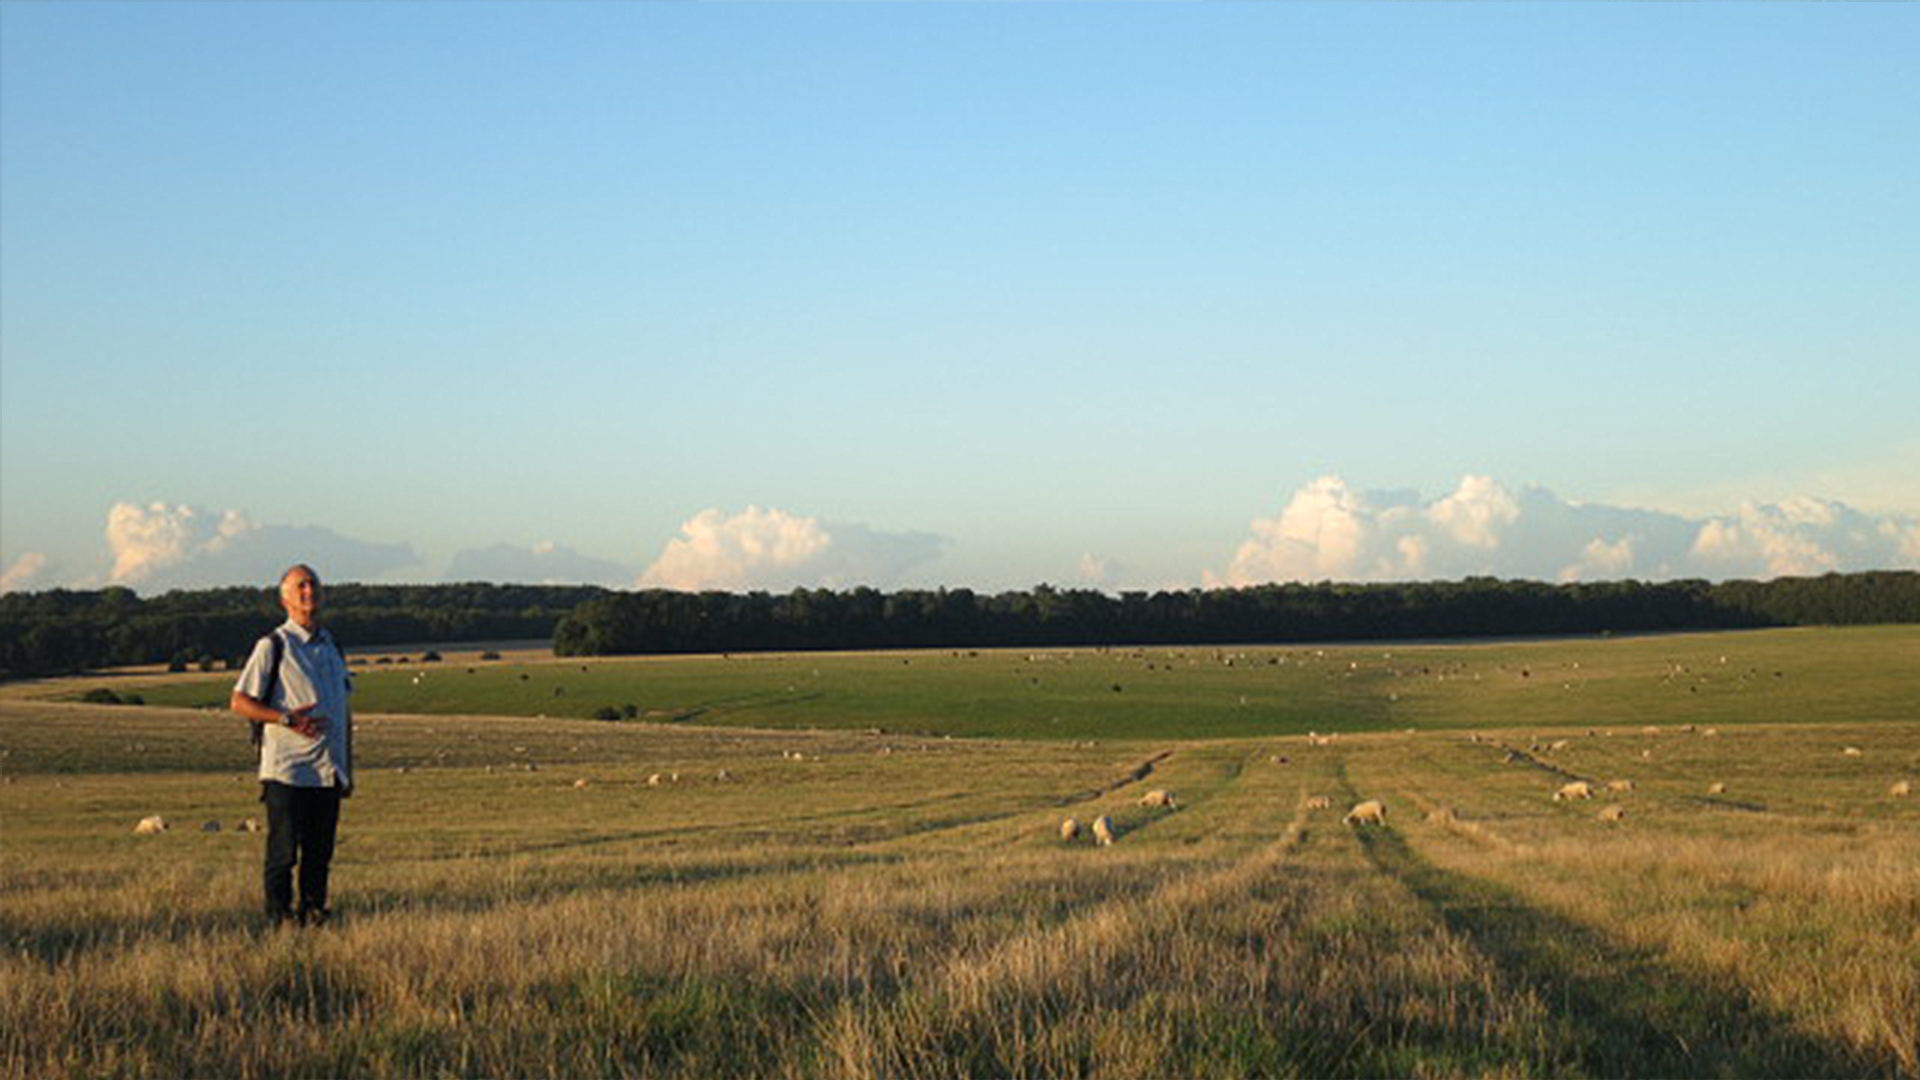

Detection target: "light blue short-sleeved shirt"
[234, 620, 353, 789]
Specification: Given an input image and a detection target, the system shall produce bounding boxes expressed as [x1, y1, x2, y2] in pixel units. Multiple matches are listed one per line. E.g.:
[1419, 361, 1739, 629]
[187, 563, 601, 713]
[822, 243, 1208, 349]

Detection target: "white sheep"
[1598, 804, 1628, 823]
[1843, 746, 1863, 757]
[646, 773, 664, 787]
[1092, 815, 1116, 846]
[1890, 780, 1911, 798]
[133, 815, 168, 835]
[1139, 789, 1178, 810]
[1707, 782, 1727, 795]
[1304, 795, 1333, 811]
[238, 817, 262, 833]
[1343, 799, 1388, 826]
[1554, 781, 1594, 802]
[1425, 806, 1458, 825]
[1060, 817, 1081, 842]
[573, 778, 590, 789]
[1606, 779, 1635, 794]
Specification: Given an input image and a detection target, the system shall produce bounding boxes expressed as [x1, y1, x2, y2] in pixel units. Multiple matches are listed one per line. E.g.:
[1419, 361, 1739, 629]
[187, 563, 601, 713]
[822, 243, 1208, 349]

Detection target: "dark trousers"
[262, 781, 342, 921]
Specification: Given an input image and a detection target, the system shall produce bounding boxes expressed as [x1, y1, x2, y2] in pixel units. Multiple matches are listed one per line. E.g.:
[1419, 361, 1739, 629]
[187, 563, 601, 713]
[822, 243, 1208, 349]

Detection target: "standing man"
[230, 564, 354, 927]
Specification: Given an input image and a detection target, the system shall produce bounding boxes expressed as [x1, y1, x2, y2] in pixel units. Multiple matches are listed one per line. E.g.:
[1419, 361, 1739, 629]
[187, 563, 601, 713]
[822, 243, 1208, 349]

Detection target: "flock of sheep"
[1060, 788, 1179, 846]
[132, 814, 259, 835]
[127, 716, 1913, 844]
[1049, 725, 1914, 848]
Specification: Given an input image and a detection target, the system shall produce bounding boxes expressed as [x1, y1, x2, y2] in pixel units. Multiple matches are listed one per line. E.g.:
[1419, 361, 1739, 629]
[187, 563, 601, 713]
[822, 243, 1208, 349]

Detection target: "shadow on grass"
[1356, 826, 1890, 1078]
[1, 850, 904, 967]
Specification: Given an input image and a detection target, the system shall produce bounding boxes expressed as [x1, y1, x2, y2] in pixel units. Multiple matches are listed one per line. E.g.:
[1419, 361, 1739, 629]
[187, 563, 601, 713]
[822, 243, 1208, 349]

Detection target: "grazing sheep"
[1060, 817, 1081, 842]
[1092, 815, 1116, 846]
[1703, 728, 1720, 737]
[715, 769, 734, 783]
[1425, 806, 1458, 825]
[1554, 781, 1594, 802]
[1343, 799, 1388, 826]
[1548, 739, 1572, 752]
[239, 817, 262, 833]
[201, 820, 221, 833]
[647, 773, 664, 787]
[1598, 804, 1628, 823]
[1843, 746, 1863, 757]
[1304, 795, 1333, 811]
[1606, 779, 1635, 794]
[1890, 780, 1912, 798]
[1140, 789, 1178, 809]
[133, 816, 168, 835]
[1707, 782, 1727, 795]
[573, 778, 590, 789]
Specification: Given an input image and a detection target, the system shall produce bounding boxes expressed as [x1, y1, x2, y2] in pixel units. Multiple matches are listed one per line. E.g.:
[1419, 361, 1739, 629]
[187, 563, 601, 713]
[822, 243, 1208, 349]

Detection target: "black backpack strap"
[247, 630, 286, 751]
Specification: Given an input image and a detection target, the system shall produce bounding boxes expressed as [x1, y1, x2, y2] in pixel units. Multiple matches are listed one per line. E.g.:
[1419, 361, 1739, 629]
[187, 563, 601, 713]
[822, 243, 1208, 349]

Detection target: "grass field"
[3, 626, 1918, 1077]
[108, 625, 1920, 741]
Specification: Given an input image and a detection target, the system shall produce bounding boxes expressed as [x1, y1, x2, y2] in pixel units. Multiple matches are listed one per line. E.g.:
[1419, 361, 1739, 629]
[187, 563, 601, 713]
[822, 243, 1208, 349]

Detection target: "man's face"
[280, 569, 321, 625]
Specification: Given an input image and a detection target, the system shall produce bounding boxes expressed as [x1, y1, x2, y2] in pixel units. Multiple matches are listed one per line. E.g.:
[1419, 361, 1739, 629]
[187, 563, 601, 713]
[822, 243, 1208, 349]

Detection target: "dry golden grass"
[4, 642, 1918, 1077]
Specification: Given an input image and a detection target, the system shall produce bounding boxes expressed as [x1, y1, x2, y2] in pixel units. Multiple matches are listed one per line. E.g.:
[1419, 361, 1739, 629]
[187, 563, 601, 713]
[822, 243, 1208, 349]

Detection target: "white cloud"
[445, 542, 631, 586]
[1686, 501, 1886, 579]
[1220, 477, 1920, 585]
[1220, 475, 1373, 584]
[104, 501, 418, 591]
[1077, 553, 1115, 587]
[107, 502, 220, 584]
[0, 552, 49, 594]
[1886, 519, 1920, 564]
[638, 506, 945, 591]
[1559, 537, 1636, 583]
[1428, 474, 1520, 549]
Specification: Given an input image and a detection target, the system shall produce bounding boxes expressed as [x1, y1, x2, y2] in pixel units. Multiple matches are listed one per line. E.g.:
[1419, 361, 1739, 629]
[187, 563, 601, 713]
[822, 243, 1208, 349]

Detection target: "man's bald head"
[279, 564, 321, 629]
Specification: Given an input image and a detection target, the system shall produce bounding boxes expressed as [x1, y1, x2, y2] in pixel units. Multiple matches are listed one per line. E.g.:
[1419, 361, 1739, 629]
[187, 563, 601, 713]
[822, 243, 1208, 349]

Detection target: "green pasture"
[113, 625, 1920, 743]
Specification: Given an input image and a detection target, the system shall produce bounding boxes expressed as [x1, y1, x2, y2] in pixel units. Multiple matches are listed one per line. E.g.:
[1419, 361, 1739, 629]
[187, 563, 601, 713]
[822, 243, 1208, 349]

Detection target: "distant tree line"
[0, 583, 605, 678]
[6, 573, 1916, 678]
[553, 572, 1920, 657]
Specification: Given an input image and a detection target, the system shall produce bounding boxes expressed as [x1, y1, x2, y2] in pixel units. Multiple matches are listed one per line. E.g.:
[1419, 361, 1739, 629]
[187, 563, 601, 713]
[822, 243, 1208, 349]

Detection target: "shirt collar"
[279, 619, 326, 645]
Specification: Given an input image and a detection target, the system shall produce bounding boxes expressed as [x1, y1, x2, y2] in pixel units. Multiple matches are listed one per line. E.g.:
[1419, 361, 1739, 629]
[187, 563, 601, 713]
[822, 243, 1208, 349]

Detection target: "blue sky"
[3, 3, 1916, 593]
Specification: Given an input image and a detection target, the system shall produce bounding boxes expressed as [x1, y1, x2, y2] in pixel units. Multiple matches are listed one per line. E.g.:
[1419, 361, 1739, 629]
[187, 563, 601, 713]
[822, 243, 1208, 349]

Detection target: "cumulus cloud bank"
[1216, 476, 1920, 586]
[105, 502, 418, 591]
[444, 541, 631, 586]
[638, 506, 945, 591]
